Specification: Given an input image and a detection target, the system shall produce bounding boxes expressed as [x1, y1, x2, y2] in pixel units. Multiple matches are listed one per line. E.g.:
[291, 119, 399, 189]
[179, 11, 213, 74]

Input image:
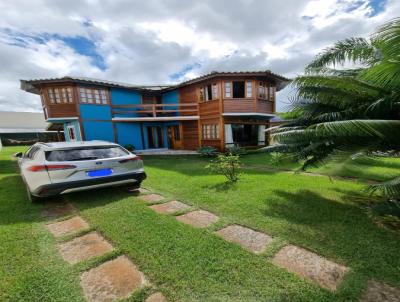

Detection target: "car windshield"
[46, 146, 129, 161]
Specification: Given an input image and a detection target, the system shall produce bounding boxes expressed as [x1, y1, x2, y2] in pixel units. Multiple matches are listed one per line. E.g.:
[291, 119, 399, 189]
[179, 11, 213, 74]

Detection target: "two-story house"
[20, 71, 289, 151]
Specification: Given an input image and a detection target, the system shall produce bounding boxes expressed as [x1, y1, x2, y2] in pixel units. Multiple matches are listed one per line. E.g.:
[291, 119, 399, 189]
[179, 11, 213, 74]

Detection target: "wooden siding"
[46, 104, 78, 118]
[256, 100, 274, 113]
[182, 121, 199, 149]
[223, 99, 254, 113]
[199, 100, 220, 117]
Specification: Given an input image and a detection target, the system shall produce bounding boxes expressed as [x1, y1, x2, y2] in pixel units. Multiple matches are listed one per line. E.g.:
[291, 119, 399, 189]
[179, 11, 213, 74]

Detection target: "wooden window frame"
[224, 80, 253, 99]
[78, 87, 110, 105]
[202, 124, 219, 140]
[46, 86, 74, 104]
[258, 81, 275, 101]
[199, 83, 219, 102]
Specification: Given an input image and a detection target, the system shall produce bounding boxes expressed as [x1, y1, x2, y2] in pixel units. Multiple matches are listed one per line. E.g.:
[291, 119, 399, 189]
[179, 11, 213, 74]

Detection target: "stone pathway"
[216, 224, 273, 254]
[139, 193, 165, 203]
[81, 255, 148, 302]
[176, 209, 219, 228]
[46, 216, 89, 237]
[44, 202, 163, 302]
[58, 232, 114, 264]
[360, 280, 400, 302]
[150, 200, 191, 215]
[272, 245, 349, 291]
[41, 202, 77, 218]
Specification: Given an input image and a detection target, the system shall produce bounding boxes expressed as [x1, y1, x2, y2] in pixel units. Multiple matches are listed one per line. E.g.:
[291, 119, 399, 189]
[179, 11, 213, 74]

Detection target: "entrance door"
[167, 125, 183, 149]
[146, 126, 164, 148]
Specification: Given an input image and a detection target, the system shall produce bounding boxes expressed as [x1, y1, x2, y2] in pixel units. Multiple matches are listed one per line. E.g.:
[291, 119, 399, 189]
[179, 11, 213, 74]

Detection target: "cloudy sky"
[0, 0, 398, 112]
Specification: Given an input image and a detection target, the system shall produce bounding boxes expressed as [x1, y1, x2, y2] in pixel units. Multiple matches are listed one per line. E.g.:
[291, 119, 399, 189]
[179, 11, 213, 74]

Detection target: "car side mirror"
[14, 152, 23, 158]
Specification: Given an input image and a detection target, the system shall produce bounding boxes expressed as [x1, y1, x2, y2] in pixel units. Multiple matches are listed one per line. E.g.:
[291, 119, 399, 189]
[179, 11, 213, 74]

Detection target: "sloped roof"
[0, 111, 48, 133]
[21, 70, 290, 94]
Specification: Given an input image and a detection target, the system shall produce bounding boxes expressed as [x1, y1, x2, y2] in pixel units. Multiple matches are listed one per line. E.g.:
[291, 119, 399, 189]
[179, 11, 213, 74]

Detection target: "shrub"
[226, 145, 247, 156]
[206, 154, 242, 182]
[124, 144, 135, 152]
[198, 146, 219, 157]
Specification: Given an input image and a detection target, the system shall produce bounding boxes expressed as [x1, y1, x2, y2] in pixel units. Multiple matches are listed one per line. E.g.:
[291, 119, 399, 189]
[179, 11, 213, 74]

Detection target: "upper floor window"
[258, 82, 274, 100]
[79, 87, 109, 104]
[224, 81, 253, 98]
[47, 87, 73, 104]
[199, 83, 218, 102]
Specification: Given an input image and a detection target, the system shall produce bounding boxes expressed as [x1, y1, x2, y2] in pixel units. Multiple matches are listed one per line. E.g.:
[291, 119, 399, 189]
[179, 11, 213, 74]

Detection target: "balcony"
[111, 103, 199, 122]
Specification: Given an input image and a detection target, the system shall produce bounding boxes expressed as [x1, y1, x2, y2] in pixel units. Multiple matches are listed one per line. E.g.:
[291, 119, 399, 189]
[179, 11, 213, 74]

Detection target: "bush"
[226, 145, 247, 156]
[198, 146, 219, 157]
[206, 154, 242, 182]
[124, 144, 135, 152]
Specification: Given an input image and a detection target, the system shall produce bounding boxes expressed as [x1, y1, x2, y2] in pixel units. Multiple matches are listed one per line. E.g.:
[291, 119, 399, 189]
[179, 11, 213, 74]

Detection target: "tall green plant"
[265, 18, 400, 199]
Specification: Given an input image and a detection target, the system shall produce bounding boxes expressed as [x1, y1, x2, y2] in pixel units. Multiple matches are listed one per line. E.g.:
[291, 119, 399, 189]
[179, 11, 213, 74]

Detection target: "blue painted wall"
[79, 104, 112, 120]
[162, 90, 179, 116]
[83, 121, 114, 142]
[115, 123, 143, 150]
[111, 88, 142, 118]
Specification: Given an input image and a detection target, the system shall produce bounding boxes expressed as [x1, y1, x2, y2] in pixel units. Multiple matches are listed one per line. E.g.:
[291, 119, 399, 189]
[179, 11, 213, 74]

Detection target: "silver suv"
[15, 141, 146, 202]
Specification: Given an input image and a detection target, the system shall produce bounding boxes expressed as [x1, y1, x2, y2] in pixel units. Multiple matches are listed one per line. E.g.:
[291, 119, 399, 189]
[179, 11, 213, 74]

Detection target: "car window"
[25, 146, 40, 159]
[45, 146, 129, 162]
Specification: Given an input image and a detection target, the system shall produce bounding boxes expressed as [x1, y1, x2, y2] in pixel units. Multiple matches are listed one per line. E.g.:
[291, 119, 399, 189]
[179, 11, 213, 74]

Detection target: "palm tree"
[266, 18, 400, 199]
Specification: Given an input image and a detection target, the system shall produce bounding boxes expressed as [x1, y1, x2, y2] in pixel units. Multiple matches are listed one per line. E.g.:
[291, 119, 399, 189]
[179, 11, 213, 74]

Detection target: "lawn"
[1, 146, 399, 301]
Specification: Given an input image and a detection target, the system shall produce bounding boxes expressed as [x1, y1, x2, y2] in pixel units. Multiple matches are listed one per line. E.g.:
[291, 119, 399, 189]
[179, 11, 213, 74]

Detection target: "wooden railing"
[112, 103, 199, 118]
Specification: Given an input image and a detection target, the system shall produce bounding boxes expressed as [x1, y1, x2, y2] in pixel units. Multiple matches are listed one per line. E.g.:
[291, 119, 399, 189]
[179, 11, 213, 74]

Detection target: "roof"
[0, 111, 50, 133]
[21, 70, 290, 94]
[37, 140, 118, 150]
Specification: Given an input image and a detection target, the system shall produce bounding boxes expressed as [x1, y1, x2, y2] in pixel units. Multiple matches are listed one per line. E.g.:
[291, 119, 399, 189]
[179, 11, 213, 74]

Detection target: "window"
[67, 126, 76, 141]
[79, 87, 109, 104]
[258, 82, 274, 100]
[202, 124, 219, 139]
[246, 81, 253, 98]
[224, 82, 231, 98]
[232, 81, 245, 98]
[46, 146, 129, 161]
[47, 87, 73, 104]
[200, 83, 218, 102]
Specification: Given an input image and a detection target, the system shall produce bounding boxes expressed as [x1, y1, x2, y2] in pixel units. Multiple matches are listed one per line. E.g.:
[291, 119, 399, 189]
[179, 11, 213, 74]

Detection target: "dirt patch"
[46, 216, 89, 237]
[272, 245, 349, 291]
[81, 255, 148, 302]
[41, 202, 77, 219]
[360, 279, 400, 302]
[145, 292, 167, 302]
[149, 200, 190, 215]
[216, 225, 272, 253]
[176, 210, 219, 228]
[58, 232, 114, 264]
[139, 194, 165, 203]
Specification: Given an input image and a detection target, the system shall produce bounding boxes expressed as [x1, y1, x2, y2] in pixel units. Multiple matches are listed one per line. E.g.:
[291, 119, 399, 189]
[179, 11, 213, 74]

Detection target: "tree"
[265, 18, 400, 199]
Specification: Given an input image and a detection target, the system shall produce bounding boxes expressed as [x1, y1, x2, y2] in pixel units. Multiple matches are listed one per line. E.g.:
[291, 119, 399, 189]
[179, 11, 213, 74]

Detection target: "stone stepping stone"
[46, 216, 89, 237]
[138, 188, 151, 194]
[272, 245, 349, 291]
[149, 200, 191, 215]
[41, 202, 76, 219]
[58, 232, 114, 264]
[216, 225, 272, 253]
[81, 255, 148, 302]
[139, 194, 165, 203]
[360, 280, 400, 302]
[145, 292, 167, 302]
[176, 210, 219, 228]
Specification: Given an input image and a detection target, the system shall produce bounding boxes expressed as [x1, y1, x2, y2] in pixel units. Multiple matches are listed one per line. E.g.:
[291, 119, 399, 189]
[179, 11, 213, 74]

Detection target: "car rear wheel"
[26, 185, 38, 203]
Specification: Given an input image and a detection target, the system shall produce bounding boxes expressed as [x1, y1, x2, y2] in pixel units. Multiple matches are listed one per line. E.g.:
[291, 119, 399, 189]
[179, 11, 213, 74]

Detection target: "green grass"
[0, 146, 84, 301]
[242, 152, 400, 182]
[1, 146, 399, 301]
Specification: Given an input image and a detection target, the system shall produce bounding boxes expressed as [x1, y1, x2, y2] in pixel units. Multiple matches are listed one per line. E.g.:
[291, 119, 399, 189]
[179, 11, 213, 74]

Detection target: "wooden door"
[167, 125, 183, 149]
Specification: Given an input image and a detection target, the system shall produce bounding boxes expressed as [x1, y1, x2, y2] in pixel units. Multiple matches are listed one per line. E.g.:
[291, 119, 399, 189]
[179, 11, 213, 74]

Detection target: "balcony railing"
[111, 103, 199, 118]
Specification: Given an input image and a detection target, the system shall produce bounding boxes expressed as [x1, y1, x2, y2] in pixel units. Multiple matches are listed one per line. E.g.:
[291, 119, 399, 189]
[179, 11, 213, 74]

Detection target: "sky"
[0, 0, 398, 113]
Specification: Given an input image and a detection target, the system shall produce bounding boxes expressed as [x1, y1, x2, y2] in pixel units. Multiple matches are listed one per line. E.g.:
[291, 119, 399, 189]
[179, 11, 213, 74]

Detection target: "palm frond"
[306, 38, 376, 70]
[368, 176, 400, 199]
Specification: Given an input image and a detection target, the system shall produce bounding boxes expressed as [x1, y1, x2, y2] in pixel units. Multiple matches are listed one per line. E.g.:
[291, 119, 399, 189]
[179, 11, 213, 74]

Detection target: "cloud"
[0, 0, 396, 112]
